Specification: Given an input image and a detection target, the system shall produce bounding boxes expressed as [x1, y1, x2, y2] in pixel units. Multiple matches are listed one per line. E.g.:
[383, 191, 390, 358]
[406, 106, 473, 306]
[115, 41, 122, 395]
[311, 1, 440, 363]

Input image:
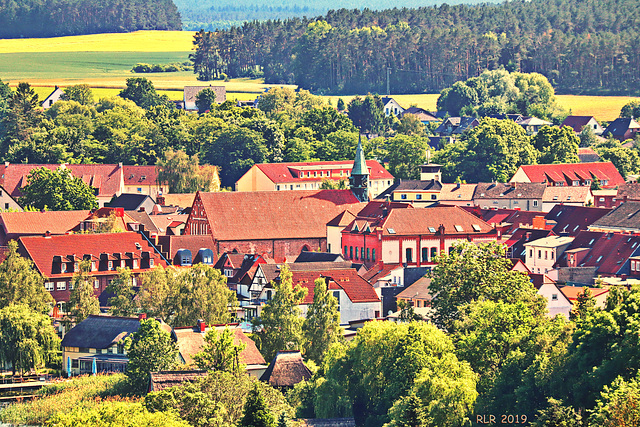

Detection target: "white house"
[381, 97, 404, 117]
[524, 235, 574, 279]
[41, 86, 65, 109]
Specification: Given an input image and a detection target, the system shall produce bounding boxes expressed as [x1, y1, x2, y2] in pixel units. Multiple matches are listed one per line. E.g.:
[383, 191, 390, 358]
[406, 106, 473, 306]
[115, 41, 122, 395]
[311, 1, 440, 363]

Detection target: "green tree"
[107, 267, 138, 317]
[337, 98, 346, 111]
[138, 266, 179, 322]
[66, 260, 100, 324]
[193, 327, 246, 373]
[19, 167, 98, 211]
[190, 30, 221, 81]
[387, 134, 430, 179]
[347, 94, 387, 134]
[157, 149, 220, 193]
[594, 140, 640, 179]
[119, 77, 171, 109]
[196, 88, 218, 114]
[204, 125, 267, 188]
[620, 100, 640, 119]
[125, 318, 178, 392]
[384, 391, 427, 427]
[302, 278, 341, 364]
[530, 398, 582, 427]
[46, 401, 189, 427]
[0, 240, 52, 314]
[395, 114, 425, 136]
[61, 84, 95, 105]
[319, 178, 347, 189]
[240, 384, 277, 427]
[299, 106, 355, 141]
[9, 82, 39, 115]
[579, 125, 598, 147]
[437, 81, 480, 116]
[397, 299, 421, 322]
[0, 304, 60, 375]
[535, 125, 580, 164]
[253, 265, 307, 361]
[589, 373, 640, 427]
[428, 241, 541, 332]
[571, 287, 597, 321]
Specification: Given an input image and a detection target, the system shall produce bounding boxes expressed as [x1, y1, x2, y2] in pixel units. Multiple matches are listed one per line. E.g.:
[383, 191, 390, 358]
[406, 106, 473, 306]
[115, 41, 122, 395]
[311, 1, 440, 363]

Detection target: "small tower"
[350, 134, 369, 202]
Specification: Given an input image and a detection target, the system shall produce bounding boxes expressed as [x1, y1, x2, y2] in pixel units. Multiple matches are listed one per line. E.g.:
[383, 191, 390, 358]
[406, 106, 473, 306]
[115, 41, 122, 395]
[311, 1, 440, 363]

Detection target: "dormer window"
[61, 263, 67, 273]
[74, 262, 79, 272]
[150, 259, 154, 268]
[108, 261, 113, 270]
[91, 261, 96, 271]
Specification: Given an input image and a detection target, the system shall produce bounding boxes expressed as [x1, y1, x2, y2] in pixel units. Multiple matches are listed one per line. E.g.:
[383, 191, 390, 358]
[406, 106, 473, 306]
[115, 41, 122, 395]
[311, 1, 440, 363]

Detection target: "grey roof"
[590, 201, 640, 230]
[604, 118, 640, 137]
[61, 315, 142, 349]
[474, 182, 546, 199]
[294, 251, 345, 263]
[396, 276, 432, 300]
[107, 193, 153, 211]
[126, 210, 160, 234]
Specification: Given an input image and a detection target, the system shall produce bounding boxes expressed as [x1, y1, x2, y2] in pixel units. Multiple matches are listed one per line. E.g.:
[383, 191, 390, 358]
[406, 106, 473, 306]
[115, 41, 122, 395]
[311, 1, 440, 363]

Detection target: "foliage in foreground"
[0, 374, 128, 426]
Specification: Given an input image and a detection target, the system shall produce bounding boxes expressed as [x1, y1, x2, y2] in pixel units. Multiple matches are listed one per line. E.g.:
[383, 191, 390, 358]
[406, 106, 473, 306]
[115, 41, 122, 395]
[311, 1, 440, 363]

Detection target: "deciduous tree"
[107, 267, 138, 317]
[302, 278, 341, 364]
[19, 167, 98, 211]
[66, 260, 100, 324]
[62, 84, 95, 106]
[193, 327, 246, 373]
[157, 149, 220, 193]
[240, 384, 276, 427]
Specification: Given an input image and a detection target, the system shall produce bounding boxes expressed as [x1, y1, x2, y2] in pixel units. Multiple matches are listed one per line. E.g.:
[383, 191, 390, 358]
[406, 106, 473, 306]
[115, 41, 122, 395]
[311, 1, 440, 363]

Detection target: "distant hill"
[0, 0, 182, 38]
[173, 0, 505, 30]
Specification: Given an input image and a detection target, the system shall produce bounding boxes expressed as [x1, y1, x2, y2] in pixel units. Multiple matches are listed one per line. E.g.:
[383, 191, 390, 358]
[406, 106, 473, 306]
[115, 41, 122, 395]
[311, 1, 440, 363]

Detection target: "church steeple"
[350, 134, 369, 202]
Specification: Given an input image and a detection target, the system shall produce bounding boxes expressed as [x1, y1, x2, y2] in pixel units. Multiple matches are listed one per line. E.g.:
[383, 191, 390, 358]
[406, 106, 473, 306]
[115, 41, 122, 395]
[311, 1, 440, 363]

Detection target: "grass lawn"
[1, 31, 637, 120]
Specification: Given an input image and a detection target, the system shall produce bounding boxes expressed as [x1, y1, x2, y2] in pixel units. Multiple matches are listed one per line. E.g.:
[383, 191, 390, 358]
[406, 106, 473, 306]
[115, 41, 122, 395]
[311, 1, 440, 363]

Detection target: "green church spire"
[350, 134, 369, 202]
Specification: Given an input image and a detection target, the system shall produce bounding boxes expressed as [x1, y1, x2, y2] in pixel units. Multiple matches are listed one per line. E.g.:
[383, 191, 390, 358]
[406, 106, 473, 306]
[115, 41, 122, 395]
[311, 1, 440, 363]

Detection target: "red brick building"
[184, 190, 362, 260]
[18, 232, 167, 305]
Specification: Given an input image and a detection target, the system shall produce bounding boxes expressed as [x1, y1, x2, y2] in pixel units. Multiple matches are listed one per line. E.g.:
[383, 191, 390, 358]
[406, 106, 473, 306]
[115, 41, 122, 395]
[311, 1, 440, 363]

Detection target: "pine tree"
[302, 278, 341, 363]
[240, 384, 276, 427]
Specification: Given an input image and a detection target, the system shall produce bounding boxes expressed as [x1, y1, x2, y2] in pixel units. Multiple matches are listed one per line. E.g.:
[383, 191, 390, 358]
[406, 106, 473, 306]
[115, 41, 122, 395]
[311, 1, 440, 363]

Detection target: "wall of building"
[217, 238, 325, 260]
[475, 198, 541, 211]
[62, 345, 128, 375]
[556, 266, 599, 285]
[301, 290, 381, 324]
[537, 283, 571, 319]
[235, 166, 278, 192]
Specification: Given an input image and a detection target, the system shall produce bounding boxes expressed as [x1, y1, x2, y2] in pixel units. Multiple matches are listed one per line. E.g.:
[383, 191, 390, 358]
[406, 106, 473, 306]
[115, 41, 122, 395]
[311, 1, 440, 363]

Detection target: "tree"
[397, 299, 421, 322]
[66, 260, 100, 324]
[119, 77, 171, 109]
[253, 265, 307, 361]
[240, 384, 276, 427]
[125, 318, 178, 392]
[437, 81, 479, 116]
[19, 167, 98, 211]
[157, 149, 220, 193]
[138, 266, 178, 323]
[428, 241, 541, 332]
[571, 287, 597, 321]
[395, 114, 425, 136]
[589, 373, 640, 427]
[46, 401, 189, 427]
[530, 398, 582, 427]
[384, 391, 427, 427]
[594, 140, 640, 179]
[535, 125, 580, 164]
[193, 327, 246, 373]
[9, 82, 39, 115]
[0, 240, 52, 314]
[319, 178, 347, 189]
[347, 94, 387, 134]
[620, 100, 640, 119]
[196, 88, 218, 114]
[204, 125, 267, 188]
[387, 134, 430, 179]
[190, 30, 221, 81]
[62, 84, 95, 105]
[579, 125, 598, 147]
[302, 278, 341, 364]
[0, 304, 60, 375]
[337, 98, 346, 111]
[107, 267, 138, 317]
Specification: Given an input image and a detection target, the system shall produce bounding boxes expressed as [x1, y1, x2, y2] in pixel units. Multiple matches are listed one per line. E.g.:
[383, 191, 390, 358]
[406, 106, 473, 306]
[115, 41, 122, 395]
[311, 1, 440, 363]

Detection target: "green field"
[1, 31, 638, 119]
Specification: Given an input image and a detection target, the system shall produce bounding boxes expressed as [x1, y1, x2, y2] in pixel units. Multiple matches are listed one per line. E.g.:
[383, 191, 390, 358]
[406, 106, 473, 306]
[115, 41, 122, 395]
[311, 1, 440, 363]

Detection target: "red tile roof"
[0, 164, 123, 198]
[255, 160, 393, 184]
[545, 205, 611, 236]
[291, 269, 380, 304]
[514, 162, 624, 188]
[18, 232, 166, 278]
[561, 116, 599, 133]
[122, 165, 159, 186]
[196, 190, 361, 241]
[559, 285, 609, 301]
[0, 210, 90, 238]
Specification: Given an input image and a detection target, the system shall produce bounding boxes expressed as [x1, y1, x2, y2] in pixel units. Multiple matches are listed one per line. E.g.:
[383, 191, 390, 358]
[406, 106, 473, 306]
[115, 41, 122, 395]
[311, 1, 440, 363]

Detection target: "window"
[367, 248, 370, 260]
[344, 246, 348, 257]
[69, 281, 74, 290]
[3, 203, 7, 210]
[133, 260, 138, 268]
[545, 251, 548, 260]
[431, 247, 437, 259]
[533, 200, 539, 207]
[372, 248, 376, 261]
[137, 187, 142, 193]
[431, 194, 437, 200]
[405, 248, 413, 263]
[57, 282, 66, 291]
[401, 194, 407, 200]
[422, 247, 429, 262]
[529, 249, 533, 257]
[551, 252, 554, 260]
[150, 259, 154, 267]
[538, 250, 542, 258]
[277, 185, 280, 191]
[45, 282, 54, 291]
[350, 246, 353, 259]
[355, 247, 359, 260]
[94, 279, 99, 289]
[360, 247, 365, 260]
[552, 294, 558, 301]
[599, 198, 605, 202]
[108, 261, 113, 270]
[416, 194, 422, 200]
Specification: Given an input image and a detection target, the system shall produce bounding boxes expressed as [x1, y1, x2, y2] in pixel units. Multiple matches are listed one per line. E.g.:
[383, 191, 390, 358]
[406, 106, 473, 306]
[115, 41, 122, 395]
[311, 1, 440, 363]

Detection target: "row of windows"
[529, 249, 555, 260]
[399, 194, 437, 201]
[344, 246, 376, 262]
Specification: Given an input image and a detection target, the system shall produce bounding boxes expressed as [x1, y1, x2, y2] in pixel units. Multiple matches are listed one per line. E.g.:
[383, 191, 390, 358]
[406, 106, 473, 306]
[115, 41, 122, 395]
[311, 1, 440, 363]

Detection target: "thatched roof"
[260, 350, 311, 387]
[61, 315, 142, 349]
[149, 370, 207, 392]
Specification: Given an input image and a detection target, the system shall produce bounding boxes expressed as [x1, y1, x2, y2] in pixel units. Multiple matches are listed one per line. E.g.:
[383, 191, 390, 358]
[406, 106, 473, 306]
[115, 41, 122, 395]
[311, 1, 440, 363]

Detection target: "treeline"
[0, 0, 182, 38]
[194, 0, 640, 94]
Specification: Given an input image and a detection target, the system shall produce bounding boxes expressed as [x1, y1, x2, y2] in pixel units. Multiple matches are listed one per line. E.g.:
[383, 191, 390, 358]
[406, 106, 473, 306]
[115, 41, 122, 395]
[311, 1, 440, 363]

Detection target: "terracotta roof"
[559, 285, 609, 302]
[160, 193, 196, 209]
[0, 210, 90, 237]
[506, 228, 556, 259]
[546, 205, 611, 236]
[126, 211, 161, 234]
[290, 269, 379, 304]
[561, 116, 599, 133]
[253, 160, 393, 184]
[361, 262, 402, 282]
[326, 209, 361, 227]
[542, 186, 591, 202]
[513, 162, 624, 188]
[149, 370, 207, 392]
[260, 350, 312, 387]
[578, 147, 601, 163]
[122, 165, 159, 186]
[174, 325, 265, 367]
[61, 314, 144, 349]
[19, 232, 166, 278]
[0, 164, 124, 198]
[196, 190, 361, 241]
[474, 182, 546, 199]
[396, 276, 432, 300]
[156, 234, 217, 265]
[348, 205, 494, 237]
[439, 183, 477, 201]
[149, 214, 189, 234]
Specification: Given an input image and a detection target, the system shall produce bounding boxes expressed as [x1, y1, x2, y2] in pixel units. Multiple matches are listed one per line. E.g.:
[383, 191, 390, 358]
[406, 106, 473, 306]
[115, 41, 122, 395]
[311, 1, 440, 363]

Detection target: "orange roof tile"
[0, 210, 90, 237]
[515, 162, 624, 187]
[255, 160, 393, 184]
[122, 165, 159, 186]
[291, 269, 379, 304]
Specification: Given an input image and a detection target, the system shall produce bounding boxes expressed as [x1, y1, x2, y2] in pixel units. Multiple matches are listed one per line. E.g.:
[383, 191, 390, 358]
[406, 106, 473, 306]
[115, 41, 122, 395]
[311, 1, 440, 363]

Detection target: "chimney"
[138, 313, 147, 321]
[138, 207, 145, 212]
[156, 195, 166, 206]
[621, 274, 627, 281]
[510, 181, 517, 188]
[197, 319, 206, 333]
[115, 208, 124, 218]
[45, 230, 51, 238]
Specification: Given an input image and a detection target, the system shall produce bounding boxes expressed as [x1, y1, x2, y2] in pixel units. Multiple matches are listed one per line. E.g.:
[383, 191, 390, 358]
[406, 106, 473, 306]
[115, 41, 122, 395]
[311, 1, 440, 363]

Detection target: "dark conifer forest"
[0, 0, 182, 38]
[193, 0, 640, 95]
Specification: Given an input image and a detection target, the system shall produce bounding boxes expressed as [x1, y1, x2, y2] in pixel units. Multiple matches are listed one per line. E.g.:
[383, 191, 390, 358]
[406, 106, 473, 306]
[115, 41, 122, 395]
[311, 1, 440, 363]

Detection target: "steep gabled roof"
[542, 186, 591, 203]
[253, 160, 393, 184]
[474, 182, 546, 199]
[561, 116, 599, 133]
[617, 182, 640, 201]
[0, 210, 90, 236]
[361, 262, 402, 283]
[196, 190, 361, 241]
[578, 147, 601, 163]
[439, 183, 476, 201]
[396, 276, 432, 300]
[290, 269, 379, 304]
[174, 326, 265, 367]
[183, 85, 226, 104]
[513, 162, 624, 187]
[294, 251, 345, 263]
[589, 201, 640, 231]
[260, 351, 312, 387]
[546, 205, 611, 236]
[61, 314, 144, 349]
[559, 285, 609, 302]
[604, 117, 640, 137]
[107, 193, 154, 211]
[156, 234, 217, 265]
